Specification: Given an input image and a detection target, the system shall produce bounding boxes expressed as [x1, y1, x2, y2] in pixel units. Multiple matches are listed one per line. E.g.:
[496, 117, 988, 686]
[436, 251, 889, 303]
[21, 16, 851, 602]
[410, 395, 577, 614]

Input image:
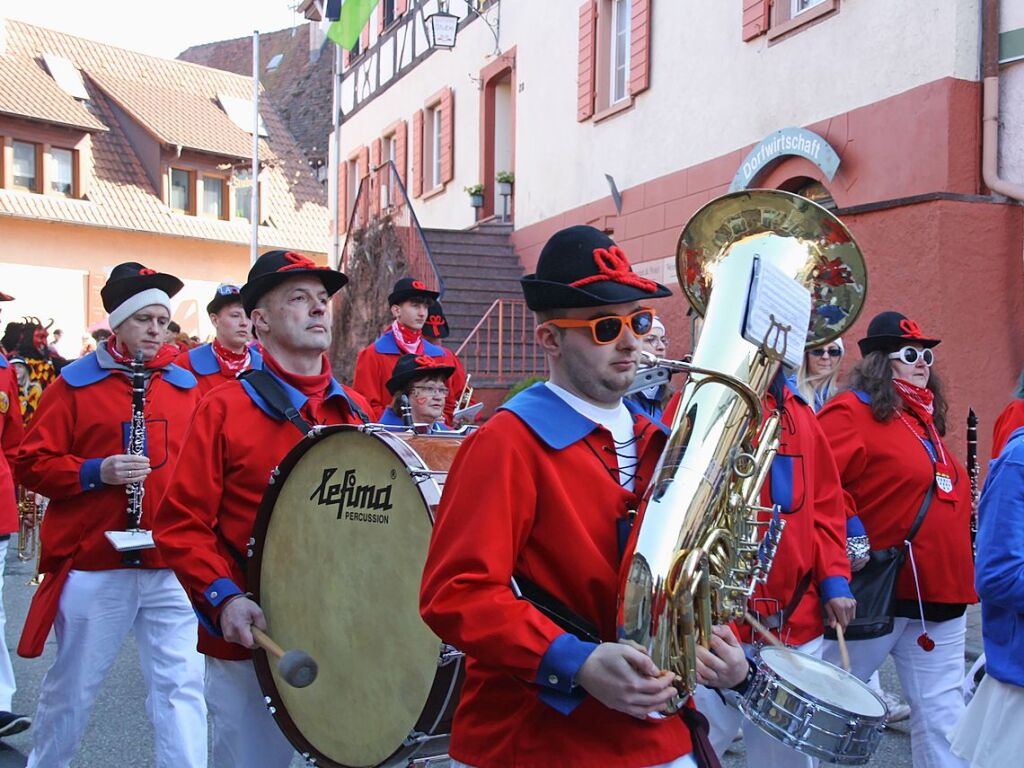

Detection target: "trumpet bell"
[677, 189, 867, 346]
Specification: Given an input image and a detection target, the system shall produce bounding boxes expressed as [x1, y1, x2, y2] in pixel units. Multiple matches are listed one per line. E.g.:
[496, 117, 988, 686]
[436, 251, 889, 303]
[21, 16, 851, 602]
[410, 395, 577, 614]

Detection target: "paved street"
[0, 542, 982, 767]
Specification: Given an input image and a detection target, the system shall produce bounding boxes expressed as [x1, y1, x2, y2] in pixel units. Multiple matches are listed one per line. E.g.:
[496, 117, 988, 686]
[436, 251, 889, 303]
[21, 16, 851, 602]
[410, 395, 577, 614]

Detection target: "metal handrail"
[455, 298, 546, 384]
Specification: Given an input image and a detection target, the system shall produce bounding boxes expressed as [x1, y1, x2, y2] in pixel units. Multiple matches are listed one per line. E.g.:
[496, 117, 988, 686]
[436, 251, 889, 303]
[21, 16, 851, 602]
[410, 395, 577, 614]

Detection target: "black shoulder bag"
[239, 369, 370, 434]
[826, 479, 934, 641]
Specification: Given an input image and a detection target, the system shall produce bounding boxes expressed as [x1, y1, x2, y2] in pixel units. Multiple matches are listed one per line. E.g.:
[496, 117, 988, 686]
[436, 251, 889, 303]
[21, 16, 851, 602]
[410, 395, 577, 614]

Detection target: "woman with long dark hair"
[818, 311, 975, 768]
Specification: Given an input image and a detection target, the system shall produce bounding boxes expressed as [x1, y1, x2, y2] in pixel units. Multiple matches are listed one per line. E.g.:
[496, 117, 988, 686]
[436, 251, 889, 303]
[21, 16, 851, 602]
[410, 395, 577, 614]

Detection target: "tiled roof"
[0, 54, 106, 132]
[0, 18, 328, 253]
[179, 26, 335, 163]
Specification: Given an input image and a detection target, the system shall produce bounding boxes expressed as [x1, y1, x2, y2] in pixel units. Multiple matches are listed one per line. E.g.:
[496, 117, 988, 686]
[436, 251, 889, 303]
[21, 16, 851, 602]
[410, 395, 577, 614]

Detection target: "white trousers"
[822, 615, 968, 768]
[694, 635, 824, 768]
[453, 755, 698, 768]
[0, 539, 18, 711]
[26, 568, 207, 768]
[205, 657, 295, 768]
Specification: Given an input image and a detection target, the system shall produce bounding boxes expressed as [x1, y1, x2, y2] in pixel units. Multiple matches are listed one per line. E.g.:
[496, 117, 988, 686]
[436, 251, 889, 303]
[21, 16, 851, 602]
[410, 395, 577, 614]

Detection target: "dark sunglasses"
[809, 347, 842, 359]
[545, 308, 655, 345]
[889, 346, 934, 367]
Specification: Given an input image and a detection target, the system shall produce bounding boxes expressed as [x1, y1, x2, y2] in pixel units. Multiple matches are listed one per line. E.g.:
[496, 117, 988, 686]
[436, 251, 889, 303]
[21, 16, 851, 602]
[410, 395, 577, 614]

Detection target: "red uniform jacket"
[743, 384, 851, 645]
[15, 352, 198, 572]
[0, 358, 25, 534]
[420, 384, 694, 768]
[353, 330, 454, 421]
[154, 368, 371, 660]
[174, 342, 263, 397]
[992, 398, 1024, 459]
[818, 390, 976, 605]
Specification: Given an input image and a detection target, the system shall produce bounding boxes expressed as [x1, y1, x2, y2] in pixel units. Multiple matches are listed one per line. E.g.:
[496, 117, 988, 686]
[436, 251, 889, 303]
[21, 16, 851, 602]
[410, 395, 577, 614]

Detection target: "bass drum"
[249, 425, 467, 767]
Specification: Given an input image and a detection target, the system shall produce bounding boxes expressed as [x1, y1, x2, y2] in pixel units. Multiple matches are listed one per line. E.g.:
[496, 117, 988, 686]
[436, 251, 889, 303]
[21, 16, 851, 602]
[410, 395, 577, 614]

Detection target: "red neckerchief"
[212, 338, 251, 376]
[390, 320, 423, 355]
[262, 351, 333, 424]
[106, 335, 180, 370]
[894, 378, 956, 495]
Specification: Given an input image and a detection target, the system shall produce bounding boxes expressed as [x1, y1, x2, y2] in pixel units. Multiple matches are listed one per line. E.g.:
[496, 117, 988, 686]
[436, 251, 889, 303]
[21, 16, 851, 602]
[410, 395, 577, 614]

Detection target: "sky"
[4, 1, 309, 59]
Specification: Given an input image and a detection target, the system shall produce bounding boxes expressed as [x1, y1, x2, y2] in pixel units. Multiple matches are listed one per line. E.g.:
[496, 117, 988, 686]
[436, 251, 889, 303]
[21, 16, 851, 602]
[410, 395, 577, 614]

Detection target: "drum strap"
[510, 575, 601, 644]
[240, 369, 371, 431]
[749, 570, 813, 633]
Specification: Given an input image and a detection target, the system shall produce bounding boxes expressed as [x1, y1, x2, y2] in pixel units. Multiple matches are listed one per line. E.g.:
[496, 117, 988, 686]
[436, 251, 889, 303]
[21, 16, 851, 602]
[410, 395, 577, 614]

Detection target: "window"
[423, 106, 442, 190]
[170, 168, 192, 213]
[12, 141, 39, 192]
[50, 147, 74, 197]
[266, 53, 284, 73]
[202, 176, 225, 219]
[793, 0, 826, 14]
[346, 158, 359, 222]
[382, 0, 396, 27]
[233, 168, 259, 222]
[610, 0, 631, 105]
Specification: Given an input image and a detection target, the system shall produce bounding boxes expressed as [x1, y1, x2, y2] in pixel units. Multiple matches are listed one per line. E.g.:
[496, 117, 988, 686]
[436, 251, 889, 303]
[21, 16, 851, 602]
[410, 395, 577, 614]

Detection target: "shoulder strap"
[905, 481, 935, 544]
[238, 369, 312, 436]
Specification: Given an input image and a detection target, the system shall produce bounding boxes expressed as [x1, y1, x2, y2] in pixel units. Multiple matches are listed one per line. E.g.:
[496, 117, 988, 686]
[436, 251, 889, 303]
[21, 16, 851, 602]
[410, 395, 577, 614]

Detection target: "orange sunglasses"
[544, 308, 655, 345]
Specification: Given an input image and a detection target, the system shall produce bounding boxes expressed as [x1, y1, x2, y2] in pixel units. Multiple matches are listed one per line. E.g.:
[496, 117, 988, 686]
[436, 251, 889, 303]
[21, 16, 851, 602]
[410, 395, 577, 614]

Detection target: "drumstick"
[834, 622, 851, 672]
[251, 627, 319, 688]
[744, 611, 807, 671]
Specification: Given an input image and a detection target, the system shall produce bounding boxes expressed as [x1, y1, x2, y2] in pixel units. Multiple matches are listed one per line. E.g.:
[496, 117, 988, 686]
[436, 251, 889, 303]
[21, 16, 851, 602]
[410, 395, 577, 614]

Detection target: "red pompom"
[917, 633, 935, 652]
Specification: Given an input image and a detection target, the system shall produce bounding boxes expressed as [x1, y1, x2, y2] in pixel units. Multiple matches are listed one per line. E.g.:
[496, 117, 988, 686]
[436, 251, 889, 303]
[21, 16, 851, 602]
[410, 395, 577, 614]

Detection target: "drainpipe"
[981, 0, 1024, 202]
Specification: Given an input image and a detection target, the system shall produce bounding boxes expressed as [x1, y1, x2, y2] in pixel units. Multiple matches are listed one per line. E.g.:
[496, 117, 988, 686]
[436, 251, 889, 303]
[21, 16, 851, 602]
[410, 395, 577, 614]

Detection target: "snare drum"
[739, 646, 887, 765]
[248, 425, 467, 768]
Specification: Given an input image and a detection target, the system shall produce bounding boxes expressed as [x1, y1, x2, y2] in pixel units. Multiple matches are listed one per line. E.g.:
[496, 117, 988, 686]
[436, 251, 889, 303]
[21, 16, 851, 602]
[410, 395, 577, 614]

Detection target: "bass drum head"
[759, 647, 886, 717]
[250, 426, 442, 768]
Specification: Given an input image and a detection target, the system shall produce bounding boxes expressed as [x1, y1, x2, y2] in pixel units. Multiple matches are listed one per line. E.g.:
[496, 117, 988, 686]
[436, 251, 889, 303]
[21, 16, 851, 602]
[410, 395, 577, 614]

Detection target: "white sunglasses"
[888, 346, 934, 367]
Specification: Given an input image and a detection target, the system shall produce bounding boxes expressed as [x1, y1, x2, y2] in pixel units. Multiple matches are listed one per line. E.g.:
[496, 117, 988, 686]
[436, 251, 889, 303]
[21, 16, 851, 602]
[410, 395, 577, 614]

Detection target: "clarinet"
[123, 352, 147, 567]
[967, 407, 979, 556]
[400, 394, 414, 427]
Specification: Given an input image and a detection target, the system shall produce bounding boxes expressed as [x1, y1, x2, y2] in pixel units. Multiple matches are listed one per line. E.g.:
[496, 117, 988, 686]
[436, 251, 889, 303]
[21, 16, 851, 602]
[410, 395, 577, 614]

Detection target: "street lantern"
[426, 0, 459, 49]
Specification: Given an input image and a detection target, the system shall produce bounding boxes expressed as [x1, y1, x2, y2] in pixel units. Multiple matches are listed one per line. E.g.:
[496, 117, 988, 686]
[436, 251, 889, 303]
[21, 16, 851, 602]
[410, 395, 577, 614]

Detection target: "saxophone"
[616, 190, 867, 706]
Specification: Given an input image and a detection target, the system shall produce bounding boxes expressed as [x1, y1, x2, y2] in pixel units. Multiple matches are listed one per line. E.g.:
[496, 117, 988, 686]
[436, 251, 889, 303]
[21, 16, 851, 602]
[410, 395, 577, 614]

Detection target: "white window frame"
[431, 107, 442, 189]
[793, 0, 826, 15]
[610, 0, 631, 105]
[50, 147, 74, 197]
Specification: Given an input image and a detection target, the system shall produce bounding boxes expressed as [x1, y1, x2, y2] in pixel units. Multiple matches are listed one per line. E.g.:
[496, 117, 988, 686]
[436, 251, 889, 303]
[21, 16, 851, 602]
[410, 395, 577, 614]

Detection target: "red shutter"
[358, 145, 369, 182]
[577, 1, 597, 122]
[360, 23, 370, 51]
[371, 138, 382, 169]
[338, 159, 348, 235]
[742, 0, 771, 41]
[343, 48, 350, 68]
[396, 0, 408, 15]
[440, 87, 454, 185]
[377, 4, 385, 34]
[412, 109, 424, 198]
[396, 120, 408, 186]
[629, 0, 651, 97]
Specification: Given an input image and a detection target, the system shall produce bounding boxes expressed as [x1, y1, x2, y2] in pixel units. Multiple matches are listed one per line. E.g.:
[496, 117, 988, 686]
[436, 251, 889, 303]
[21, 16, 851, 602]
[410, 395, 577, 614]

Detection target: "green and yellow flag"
[326, 0, 381, 50]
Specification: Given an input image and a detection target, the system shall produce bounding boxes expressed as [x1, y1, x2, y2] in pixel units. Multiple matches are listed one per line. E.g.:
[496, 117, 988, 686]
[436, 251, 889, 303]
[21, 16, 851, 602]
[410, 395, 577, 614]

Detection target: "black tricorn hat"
[240, 250, 348, 315]
[100, 262, 183, 314]
[858, 311, 941, 356]
[207, 284, 243, 315]
[388, 277, 440, 306]
[386, 353, 455, 395]
[423, 300, 450, 340]
[520, 225, 672, 311]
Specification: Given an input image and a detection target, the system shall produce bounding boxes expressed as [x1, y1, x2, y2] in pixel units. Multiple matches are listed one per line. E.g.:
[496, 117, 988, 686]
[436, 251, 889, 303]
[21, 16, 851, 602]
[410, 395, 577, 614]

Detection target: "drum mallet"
[251, 627, 319, 688]
[834, 622, 852, 672]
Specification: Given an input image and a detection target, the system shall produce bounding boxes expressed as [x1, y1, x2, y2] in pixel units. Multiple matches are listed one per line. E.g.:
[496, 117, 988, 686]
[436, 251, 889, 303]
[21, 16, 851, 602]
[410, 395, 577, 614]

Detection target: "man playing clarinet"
[15, 263, 207, 768]
[155, 251, 372, 767]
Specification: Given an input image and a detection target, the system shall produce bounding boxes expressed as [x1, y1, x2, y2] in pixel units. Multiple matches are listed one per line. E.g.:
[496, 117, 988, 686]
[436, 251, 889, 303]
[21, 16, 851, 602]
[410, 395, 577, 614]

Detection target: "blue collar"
[499, 383, 666, 450]
[783, 375, 809, 406]
[61, 352, 197, 390]
[239, 366, 359, 421]
[373, 330, 444, 357]
[852, 388, 872, 405]
[0, 356, 6, 369]
[189, 343, 263, 376]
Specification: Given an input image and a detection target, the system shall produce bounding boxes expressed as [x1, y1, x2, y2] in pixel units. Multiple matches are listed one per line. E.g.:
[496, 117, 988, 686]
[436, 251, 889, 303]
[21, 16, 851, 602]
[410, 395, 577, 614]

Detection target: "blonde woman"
[798, 337, 844, 412]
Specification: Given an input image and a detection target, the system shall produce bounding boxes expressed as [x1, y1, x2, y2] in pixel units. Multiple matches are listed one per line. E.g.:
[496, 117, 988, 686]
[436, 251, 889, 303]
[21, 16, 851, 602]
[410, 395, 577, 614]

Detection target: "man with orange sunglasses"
[420, 225, 748, 768]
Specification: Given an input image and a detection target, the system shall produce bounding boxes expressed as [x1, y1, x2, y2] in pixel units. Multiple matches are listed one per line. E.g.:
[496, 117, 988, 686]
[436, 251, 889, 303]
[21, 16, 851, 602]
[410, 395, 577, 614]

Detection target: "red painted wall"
[509, 76, 1024, 466]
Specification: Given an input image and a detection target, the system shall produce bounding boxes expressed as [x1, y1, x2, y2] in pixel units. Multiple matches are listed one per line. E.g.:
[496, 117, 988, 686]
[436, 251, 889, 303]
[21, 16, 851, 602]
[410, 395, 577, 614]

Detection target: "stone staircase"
[421, 222, 524, 351]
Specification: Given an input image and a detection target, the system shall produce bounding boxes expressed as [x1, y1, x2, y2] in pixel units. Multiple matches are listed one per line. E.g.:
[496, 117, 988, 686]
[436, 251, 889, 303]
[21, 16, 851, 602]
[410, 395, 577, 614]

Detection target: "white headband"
[651, 316, 666, 334]
[108, 287, 172, 330]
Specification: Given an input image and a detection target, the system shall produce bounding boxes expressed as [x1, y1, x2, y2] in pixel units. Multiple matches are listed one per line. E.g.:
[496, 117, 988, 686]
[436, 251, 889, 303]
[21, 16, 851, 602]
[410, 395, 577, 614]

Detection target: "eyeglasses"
[217, 284, 241, 296]
[412, 385, 449, 396]
[809, 347, 842, 359]
[545, 308, 655, 345]
[644, 334, 668, 347]
[889, 346, 934, 367]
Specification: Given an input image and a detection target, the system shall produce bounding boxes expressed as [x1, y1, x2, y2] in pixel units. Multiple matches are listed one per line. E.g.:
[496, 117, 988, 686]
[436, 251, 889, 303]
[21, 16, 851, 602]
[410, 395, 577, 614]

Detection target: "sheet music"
[743, 256, 811, 369]
[105, 529, 156, 552]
